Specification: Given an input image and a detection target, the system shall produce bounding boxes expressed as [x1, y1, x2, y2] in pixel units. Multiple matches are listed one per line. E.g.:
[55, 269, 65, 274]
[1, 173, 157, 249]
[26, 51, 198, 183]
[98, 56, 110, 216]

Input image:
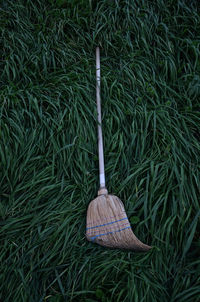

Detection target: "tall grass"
[0, 0, 200, 301]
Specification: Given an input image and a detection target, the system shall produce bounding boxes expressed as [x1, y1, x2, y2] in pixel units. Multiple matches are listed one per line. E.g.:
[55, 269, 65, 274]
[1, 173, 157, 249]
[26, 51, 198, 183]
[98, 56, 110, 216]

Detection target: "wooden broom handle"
[96, 47, 107, 193]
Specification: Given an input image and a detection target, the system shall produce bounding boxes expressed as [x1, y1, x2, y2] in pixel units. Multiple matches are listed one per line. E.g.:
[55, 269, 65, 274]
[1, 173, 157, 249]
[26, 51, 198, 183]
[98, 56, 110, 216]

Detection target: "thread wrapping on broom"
[90, 226, 132, 241]
[86, 217, 128, 230]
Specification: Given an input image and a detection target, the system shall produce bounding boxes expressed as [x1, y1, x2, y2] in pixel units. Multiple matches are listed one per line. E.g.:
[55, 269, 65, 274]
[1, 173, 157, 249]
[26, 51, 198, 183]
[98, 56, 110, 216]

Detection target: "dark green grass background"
[0, 0, 200, 301]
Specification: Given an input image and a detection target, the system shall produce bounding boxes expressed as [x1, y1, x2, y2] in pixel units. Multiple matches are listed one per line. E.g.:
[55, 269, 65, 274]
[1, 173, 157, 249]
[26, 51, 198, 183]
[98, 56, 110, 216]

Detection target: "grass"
[0, 0, 200, 301]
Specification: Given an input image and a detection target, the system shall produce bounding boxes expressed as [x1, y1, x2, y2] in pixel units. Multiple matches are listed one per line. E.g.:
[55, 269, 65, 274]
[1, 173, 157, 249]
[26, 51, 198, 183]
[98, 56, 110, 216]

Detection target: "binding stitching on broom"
[90, 226, 132, 241]
[87, 221, 130, 235]
[86, 217, 128, 230]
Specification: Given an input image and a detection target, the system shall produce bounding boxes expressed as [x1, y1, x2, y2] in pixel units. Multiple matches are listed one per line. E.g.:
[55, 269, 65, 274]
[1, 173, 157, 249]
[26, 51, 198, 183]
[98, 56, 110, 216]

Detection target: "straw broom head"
[86, 190, 151, 251]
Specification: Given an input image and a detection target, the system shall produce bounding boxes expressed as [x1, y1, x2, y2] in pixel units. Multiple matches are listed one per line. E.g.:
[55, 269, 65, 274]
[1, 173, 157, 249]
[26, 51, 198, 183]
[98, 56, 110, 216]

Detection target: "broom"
[86, 47, 151, 251]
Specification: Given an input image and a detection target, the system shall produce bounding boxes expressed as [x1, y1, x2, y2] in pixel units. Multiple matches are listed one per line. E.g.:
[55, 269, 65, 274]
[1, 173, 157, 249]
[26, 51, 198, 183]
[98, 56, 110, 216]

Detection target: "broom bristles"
[86, 194, 151, 251]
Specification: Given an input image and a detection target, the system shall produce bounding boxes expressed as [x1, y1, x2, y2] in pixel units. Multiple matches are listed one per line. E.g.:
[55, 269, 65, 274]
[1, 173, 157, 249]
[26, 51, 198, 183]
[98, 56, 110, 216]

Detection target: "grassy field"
[1, 0, 200, 301]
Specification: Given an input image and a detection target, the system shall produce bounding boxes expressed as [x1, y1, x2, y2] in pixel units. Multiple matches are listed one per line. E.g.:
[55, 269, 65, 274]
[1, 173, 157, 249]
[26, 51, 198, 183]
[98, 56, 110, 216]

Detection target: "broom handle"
[96, 47, 106, 190]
